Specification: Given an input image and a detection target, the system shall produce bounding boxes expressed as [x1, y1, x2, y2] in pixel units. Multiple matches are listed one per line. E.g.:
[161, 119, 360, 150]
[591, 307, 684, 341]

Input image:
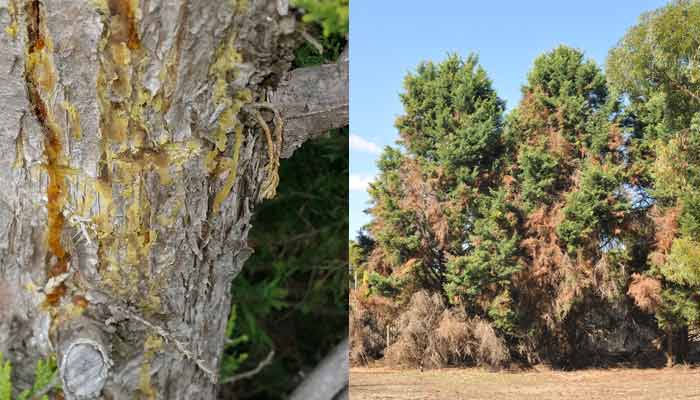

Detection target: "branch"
[56, 317, 112, 400]
[669, 78, 700, 104]
[288, 339, 348, 400]
[270, 51, 349, 159]
[333, 387, 348, 400]
[299, 28, 324, 54]
[651, 66, 700, 104]
[220, 349, 275, 385]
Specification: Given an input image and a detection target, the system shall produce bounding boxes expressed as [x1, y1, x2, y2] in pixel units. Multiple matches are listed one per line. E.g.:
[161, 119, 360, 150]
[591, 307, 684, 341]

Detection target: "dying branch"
[270, 52, 349, 158]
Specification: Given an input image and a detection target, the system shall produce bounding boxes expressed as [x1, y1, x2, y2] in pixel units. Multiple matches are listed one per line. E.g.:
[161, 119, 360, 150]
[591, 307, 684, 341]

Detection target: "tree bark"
[0, 0, 347, 399]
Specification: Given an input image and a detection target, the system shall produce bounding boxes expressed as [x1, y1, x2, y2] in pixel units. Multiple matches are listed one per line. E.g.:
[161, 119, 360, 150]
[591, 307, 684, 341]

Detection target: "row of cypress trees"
[351, 0, 700, 367]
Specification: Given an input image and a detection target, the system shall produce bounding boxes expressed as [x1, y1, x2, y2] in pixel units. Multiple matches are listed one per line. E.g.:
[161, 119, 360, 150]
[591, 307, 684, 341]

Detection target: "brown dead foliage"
[384, 291, 445, 367]
[650, 205, 680, 253]
[518, 201, 619, 332]
[548, 128, 574, 159]
[608, 124, 625, 151]
[399, 160, 452, 248]
[367, 247, 394, 276]
[591, 254, 624, 301]
[521, 204, 568, 281]
[393, 258, 421, 278]
[628, 273, 662, 314]
[649, 251, 667, 267]
[519, 90, 550, 139]
[502, 174, 516, 188]
[349, 291, 400, 365]
[472, 318, 510, 368]
[429, 308, 474, 365]
[383, 291, 510, 370]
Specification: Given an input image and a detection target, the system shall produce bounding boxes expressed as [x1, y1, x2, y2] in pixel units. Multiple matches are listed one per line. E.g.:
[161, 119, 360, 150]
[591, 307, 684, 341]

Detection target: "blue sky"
[349, 0, 669, 238]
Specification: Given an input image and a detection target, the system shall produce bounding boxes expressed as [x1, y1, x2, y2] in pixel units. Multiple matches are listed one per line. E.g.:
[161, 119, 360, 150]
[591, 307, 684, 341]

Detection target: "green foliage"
[396, 54, 505, 181]
[349, 240, 364, 269]
[0, 354, 9, 400]
[679, 191, 700, 240]
[231, 263, 290, 349]
[527, 45, 607, 108]
[445, 189, 521, 331]
[0, 353, 58, 400]
[488, 290, 518, 334]
[367, 272, 401, 297]
[649, 116, 700, 205]
[663, 238, 700, 287]
[292, 0, 348, 37]
[524, 46, 609, 146]
[293, 31, 346, 68]
[607, 0, 700, 134]
[657, 287, 700, 330]
[557, 163, 629, 253]
[220, 305, 250, 378]
[517, 145, 560, 209]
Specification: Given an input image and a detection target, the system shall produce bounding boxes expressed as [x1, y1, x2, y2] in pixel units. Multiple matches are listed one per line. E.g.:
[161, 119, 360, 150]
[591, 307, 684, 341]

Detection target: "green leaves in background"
[292, 0, 349, 37]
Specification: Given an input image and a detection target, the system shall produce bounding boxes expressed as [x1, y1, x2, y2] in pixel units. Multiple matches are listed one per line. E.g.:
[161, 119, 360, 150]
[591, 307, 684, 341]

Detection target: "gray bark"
[0, 0, 348, 399]
[272, 49, 349, 159]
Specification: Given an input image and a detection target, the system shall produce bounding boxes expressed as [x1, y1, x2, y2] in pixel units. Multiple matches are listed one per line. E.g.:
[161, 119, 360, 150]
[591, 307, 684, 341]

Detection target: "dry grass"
[350, 366, 700, 400]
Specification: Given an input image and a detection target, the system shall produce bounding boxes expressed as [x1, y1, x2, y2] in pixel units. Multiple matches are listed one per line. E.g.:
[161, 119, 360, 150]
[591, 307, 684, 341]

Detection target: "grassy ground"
[350, 366, 700, 400]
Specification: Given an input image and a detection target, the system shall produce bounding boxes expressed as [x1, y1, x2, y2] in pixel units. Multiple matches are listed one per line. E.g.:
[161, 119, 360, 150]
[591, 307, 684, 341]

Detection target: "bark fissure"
[23, 0, 70, 305]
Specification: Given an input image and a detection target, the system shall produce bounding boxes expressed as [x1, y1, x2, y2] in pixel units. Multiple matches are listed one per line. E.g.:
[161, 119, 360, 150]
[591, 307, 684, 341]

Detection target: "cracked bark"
[0, 0, 348, 399]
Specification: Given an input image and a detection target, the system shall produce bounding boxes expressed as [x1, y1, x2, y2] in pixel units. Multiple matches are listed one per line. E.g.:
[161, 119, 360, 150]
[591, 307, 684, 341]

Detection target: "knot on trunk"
[58, 318, 112, 400]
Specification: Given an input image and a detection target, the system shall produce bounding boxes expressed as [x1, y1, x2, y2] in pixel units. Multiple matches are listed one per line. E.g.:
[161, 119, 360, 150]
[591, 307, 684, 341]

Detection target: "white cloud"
[350, 134, 380, 154]
[350, 174, 375, 192]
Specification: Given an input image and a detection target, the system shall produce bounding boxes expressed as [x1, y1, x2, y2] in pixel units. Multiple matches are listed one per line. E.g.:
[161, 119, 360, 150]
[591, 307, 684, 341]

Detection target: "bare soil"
[350, 366, 700, 400]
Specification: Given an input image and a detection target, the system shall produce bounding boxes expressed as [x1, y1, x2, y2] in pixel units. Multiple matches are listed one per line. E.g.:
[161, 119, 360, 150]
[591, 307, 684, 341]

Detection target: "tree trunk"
[0, 1, 347, 399]
[666, 327, 674, 367]
[674, 325, 689, 365]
